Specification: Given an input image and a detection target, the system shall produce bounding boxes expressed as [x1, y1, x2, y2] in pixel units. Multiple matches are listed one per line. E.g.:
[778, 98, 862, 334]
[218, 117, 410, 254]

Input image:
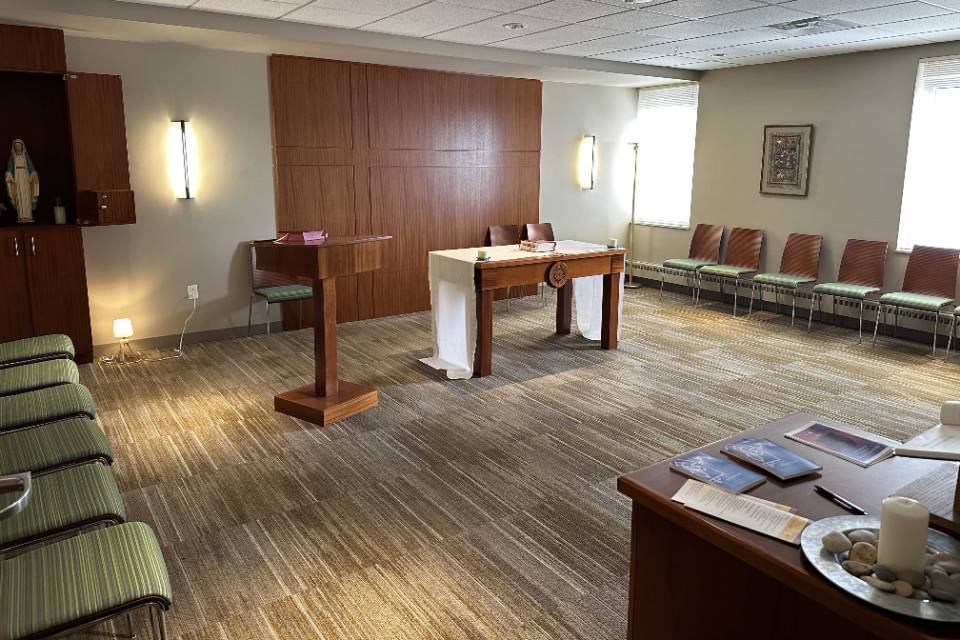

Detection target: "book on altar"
[896, 401, 960, 461]
[275, 230, 327, 243]
[669, 451, 765, 493]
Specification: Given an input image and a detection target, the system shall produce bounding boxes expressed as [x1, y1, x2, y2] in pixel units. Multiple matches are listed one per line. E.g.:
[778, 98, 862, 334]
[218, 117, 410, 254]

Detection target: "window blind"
[633, 83, 699, 229]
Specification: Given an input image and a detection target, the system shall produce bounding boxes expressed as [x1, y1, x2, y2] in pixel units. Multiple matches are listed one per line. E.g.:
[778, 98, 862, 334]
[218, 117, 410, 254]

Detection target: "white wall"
[65, 37, 276, 347]
[540, 82, 639, 248]
[633, 42, 960, 299]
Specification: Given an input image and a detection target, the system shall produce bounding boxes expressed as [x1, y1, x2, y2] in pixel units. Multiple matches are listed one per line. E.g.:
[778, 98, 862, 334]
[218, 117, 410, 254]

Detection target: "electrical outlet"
[187, 284, 199, 300]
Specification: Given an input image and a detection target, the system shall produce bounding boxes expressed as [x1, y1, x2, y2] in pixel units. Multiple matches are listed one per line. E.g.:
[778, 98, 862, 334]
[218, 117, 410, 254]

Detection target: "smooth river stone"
[822, 530, 852, 554]
[913, 589, 930, 600]
[930, 572, 959, 595]
[929, 588, 959, 603]
[850, 542, 878, 565]
[848, 529, 878, 544]
[897, 569, 926, 589]
[892, 580, 914, 597]
[842, 560, 873, 577]
[863, 576, 895, 592]
[936, 560, 960, 574]
[873, 564, 896, 582]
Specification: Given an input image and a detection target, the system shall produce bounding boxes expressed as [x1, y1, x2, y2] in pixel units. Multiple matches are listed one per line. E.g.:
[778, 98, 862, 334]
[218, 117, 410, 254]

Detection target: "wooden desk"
[617, 413, 960, 640]
[253, 235, 390, 426]
[473, 247, 625, 377]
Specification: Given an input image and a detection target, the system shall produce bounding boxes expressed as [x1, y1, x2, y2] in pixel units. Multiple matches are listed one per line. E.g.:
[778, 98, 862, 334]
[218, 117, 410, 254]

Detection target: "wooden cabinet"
[0, 25, 66, 73]
[0, 227, 92, 363]
[67, 72, 135, 226]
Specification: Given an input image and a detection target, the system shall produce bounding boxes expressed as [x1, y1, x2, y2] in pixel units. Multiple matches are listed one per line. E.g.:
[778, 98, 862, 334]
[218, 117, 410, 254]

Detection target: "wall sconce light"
[577, 135, 597, 190]
[111, 317, 137, 363]
[167, 120, 199, 199]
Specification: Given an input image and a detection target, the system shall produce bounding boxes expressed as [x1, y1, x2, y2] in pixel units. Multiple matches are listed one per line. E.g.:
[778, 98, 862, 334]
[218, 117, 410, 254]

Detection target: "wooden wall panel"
[270, 55, 541, 324]
[0, 25, 66, 73]
[67, 73, 131, 192]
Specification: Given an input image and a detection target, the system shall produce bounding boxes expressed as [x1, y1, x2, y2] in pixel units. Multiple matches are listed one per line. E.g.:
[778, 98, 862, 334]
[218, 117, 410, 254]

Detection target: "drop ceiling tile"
[191, 0, 307, 18]
[836, 1, 953, 26]
[872, 11, 960, 34]
[629, 53, 708, 65]
[916, 26, 960, 41]
[439, 0, 542, 10]
[304, 0, 424, 15]
[361, 1, 500, 36]
[649, 0, 765, 20]
[924, 0, 960, 9]
[493, 23, 624, 49]
[776, 24, 903, 47]
[516, 0, 627, 23]
[429, 14, 567, 44]
[779, 0, 907, 15]
[116, 0, 197, 6]
[544, 31, 668, 54]
[643, 18, 731, 38]
[283, 6, 380, 26]
[580, 8, 686, 31]
[677, 28, 791, 48]
[701, 5, 818, 29]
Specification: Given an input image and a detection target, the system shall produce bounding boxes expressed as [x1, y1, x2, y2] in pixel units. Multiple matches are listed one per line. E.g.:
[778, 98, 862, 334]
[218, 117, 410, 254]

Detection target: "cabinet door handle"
[12, 237, 18, 257]
[30, 236, 36, 256]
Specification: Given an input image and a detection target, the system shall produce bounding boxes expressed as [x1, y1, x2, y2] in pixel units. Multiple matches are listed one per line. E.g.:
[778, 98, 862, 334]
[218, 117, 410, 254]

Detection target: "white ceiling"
[111, 0, 960, 69]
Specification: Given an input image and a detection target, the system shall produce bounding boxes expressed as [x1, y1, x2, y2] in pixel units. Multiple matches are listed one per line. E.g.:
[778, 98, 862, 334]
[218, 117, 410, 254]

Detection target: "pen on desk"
[814, 484, 868, 515]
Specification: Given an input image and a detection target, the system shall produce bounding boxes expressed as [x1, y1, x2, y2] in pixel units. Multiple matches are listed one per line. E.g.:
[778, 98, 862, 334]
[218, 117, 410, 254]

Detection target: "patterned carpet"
[74, 287, 960, 639]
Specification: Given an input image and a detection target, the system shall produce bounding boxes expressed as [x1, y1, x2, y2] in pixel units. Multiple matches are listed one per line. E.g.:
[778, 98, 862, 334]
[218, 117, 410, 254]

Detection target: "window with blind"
[633, 83, 699, 229]
[898, 56, 960, 252]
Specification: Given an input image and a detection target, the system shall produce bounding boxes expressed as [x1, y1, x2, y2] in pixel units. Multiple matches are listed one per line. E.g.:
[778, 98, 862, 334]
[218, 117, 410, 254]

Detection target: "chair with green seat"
[0, 417, 113, 477]
[0, 358, 79, 397]
[0, 334, 74, 369]
[0, 521, 173, 639]
[946, 307, 960, 360]
[697, 227, 765, 316]
[658, 223, 724, 302]
[247, 240, 313, 336]
[0, 383, 97, 434]
[0, 462, 125, 554]
[807, 239, 888, 343]
[748, 232, 823, 326]
[872, 245, 960, 355]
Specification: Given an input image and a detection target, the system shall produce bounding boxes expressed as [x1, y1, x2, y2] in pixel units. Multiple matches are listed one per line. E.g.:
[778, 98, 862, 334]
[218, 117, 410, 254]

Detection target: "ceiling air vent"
[766, 17, 857, 35]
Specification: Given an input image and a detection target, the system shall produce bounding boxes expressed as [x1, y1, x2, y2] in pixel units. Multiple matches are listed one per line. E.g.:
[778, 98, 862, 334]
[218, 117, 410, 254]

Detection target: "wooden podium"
[253, 235, 391, 426]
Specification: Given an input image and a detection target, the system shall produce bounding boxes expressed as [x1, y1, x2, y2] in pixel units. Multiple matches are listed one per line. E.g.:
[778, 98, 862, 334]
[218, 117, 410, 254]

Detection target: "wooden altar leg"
[556, 282, 571, 334]
[273, 276, 377, 426]
[474, 289, 493, 377]
[315, 277, 338, 397]
[601, 273, 620, 350]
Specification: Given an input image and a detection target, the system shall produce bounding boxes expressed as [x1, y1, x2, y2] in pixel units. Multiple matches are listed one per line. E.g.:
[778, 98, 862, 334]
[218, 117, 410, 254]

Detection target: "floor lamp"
[625, 142, 642, 289]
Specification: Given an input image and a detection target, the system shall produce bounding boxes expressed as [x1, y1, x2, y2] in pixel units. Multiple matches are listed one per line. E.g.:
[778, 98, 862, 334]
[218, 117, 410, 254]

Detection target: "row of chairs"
[653, 224, 960, 355]
[0, 335, 172, 639]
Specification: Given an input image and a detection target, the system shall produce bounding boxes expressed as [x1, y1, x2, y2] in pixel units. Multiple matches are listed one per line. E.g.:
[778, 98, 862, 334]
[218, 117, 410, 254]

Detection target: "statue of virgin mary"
[5, 139, 39, 223]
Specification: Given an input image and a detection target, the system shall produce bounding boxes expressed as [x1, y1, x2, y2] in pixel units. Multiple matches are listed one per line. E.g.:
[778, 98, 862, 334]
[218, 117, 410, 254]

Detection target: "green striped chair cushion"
[0, 417, 113, 476]
[879, 291, 955, 312]
[0, 463, 125, 551]
[698, 264, 757, 278]
[662, 258, 717, 271]
[0, 359, 79, 397]
[0, 335, 74, 368]
[812, 282, 881, 299]
[0, 384, 97, 433]
[753, 272, 816, 288]
[254, 284, 313, 303]
[1, 522, 172, 640]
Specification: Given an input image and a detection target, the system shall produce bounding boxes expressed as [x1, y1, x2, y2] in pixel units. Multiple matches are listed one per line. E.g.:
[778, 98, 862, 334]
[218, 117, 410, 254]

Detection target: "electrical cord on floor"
[99, 297, 197, 365]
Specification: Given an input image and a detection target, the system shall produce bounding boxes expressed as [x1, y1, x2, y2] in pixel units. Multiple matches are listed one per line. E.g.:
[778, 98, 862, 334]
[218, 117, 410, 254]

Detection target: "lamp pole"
[625, 142, 642, 289]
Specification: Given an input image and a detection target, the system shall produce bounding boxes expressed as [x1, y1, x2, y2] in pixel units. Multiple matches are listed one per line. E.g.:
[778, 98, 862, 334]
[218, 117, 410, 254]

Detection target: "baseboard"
[92, 321, 284, 358]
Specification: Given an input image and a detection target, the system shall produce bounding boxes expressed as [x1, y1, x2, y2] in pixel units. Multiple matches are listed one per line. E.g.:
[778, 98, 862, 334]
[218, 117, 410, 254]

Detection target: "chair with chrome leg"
[247, 240, 312, 336]
[486, 224, 520, 311]
[872, 245, 960, 355]
[697, 227, 764, 316]
[807, 239, 888, 343]
[749, 233, 822, 326]
[658, 223, 724, 302]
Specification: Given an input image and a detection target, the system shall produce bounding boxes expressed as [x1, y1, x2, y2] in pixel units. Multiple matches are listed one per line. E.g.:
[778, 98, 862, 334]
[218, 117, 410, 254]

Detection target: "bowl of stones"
[801, 515, 960, 622]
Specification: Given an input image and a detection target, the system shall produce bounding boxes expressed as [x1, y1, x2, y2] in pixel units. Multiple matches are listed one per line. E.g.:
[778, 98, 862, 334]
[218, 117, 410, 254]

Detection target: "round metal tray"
[801, 515, 960, 622]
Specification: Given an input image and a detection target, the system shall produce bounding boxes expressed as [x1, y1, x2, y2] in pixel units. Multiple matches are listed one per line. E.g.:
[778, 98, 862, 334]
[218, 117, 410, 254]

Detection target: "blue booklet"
[722, 437, 822, 480]
[669, 452, 765, 493]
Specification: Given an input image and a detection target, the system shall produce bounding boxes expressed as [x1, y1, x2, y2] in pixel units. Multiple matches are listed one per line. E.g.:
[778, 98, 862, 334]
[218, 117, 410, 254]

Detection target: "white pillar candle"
[477, 248, 490, 260]
[877, 496, 929, 574]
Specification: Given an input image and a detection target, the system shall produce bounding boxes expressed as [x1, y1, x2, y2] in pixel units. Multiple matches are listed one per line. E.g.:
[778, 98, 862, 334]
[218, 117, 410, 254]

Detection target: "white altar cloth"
[420, 241, 624, 379]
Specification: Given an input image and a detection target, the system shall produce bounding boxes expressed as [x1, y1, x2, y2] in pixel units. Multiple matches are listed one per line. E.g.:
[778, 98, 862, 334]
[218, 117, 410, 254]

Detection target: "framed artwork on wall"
[760, 124, 813, 197]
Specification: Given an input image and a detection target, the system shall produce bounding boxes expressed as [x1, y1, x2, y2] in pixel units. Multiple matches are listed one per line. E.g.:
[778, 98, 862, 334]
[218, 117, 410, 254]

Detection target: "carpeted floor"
[75, 287, 960, 639]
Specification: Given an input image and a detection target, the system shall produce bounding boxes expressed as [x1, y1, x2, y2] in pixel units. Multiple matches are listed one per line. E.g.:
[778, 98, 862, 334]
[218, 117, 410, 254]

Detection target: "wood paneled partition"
[269, 55, 541, 325]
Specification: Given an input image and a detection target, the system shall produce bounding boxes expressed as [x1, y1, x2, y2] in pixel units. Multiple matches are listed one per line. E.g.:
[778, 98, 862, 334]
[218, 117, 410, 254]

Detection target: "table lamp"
[113, 318, 136, 363]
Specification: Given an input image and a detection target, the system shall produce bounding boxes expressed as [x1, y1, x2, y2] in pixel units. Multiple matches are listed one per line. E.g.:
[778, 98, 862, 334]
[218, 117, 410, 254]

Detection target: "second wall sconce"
[167, 120, 199, 199]
[577, 135, 597, 190]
